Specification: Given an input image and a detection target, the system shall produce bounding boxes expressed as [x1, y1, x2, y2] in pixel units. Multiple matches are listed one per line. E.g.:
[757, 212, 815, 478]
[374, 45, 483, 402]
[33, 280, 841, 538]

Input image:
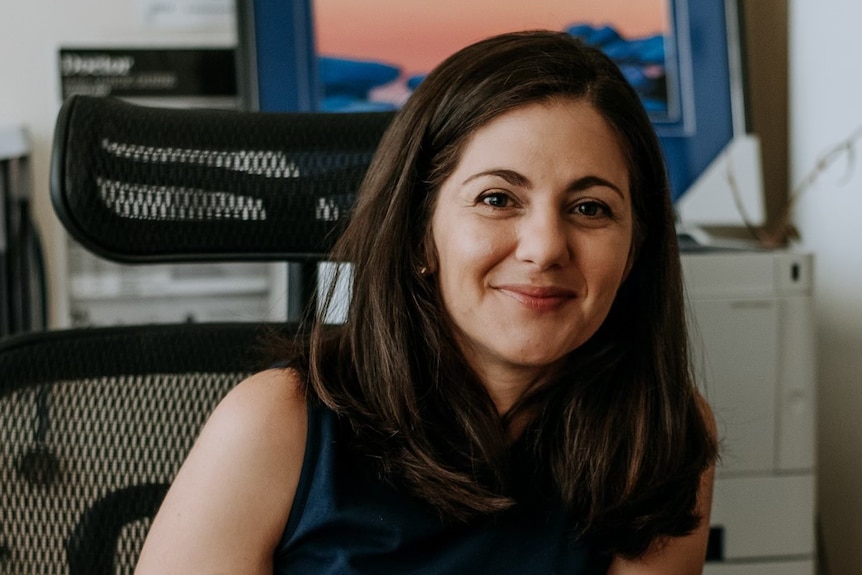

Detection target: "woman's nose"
[514, 209, 571, 269]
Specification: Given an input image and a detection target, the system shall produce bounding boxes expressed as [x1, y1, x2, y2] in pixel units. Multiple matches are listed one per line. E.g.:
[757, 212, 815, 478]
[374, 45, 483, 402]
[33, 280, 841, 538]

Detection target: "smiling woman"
[135, 30, 717, 575]
[430, 99, 634, 410]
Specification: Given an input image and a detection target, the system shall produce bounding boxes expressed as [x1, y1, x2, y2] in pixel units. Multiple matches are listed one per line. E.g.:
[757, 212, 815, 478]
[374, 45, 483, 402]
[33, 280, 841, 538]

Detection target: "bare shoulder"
[694, 389, 718, 442]
[214, 366, 308, 436]
[135, 367, 308, 575]
[193, 366, 308, 482]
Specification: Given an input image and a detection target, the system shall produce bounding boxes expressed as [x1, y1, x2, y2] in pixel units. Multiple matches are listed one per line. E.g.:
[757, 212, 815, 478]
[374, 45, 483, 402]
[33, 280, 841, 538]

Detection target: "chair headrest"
[50, 96, 395, 263]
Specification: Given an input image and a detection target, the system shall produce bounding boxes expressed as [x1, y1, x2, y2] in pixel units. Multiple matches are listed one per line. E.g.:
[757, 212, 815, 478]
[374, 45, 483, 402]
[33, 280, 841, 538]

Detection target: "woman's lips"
[495, 284, 577, 310]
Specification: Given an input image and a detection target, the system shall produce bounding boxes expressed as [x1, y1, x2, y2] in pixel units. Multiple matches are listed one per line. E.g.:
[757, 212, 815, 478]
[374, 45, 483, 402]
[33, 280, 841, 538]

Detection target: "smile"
[496, 285, 577, 311]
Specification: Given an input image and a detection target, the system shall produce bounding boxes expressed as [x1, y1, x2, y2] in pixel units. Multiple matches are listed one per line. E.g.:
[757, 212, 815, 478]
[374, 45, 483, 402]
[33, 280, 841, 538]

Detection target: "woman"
[135, 30, 717, 574]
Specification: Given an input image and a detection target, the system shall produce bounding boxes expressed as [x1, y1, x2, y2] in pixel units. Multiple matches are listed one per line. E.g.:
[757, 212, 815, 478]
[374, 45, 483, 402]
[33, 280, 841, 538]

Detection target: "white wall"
[789, 0, 862, 573]
[0, 0, 234, 327]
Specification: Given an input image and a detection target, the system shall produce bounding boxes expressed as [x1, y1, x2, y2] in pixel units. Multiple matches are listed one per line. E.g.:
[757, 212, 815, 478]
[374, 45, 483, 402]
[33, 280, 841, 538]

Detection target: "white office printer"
[682, 249, 816, 575]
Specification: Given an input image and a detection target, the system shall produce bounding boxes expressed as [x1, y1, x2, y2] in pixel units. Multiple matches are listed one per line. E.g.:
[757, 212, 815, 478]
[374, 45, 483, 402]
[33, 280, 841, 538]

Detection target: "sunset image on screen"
[312, 0, 673, 116]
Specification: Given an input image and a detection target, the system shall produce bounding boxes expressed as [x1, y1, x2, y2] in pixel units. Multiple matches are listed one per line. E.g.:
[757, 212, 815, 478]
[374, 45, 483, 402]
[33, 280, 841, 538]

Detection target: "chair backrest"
[0, 322, 291, 574]
[0, 95, 391, 573]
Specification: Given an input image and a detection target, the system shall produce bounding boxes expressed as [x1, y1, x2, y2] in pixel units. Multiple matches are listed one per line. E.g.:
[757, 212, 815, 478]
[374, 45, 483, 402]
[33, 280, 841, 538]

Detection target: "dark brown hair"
[296, 30, 717, 558]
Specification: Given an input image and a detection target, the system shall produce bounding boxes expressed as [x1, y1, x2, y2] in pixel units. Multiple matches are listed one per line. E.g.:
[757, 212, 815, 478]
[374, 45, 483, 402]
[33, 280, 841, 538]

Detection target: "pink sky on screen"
[313, 0, 669, 77]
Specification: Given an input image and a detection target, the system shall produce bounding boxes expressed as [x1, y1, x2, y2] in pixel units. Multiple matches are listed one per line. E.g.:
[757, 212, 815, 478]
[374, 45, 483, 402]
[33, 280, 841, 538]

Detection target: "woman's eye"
[480, 192, 511, 208]
[573, 201, 609, 217]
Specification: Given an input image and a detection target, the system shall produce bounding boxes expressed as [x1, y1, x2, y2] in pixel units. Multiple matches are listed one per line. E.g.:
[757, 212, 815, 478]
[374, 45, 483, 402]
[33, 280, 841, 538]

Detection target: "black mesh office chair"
[0, 96, 393, 574]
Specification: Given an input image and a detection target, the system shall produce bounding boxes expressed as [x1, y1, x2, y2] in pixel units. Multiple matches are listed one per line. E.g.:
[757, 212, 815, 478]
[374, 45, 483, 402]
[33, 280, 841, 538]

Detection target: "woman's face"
[430, 98, 634, 404]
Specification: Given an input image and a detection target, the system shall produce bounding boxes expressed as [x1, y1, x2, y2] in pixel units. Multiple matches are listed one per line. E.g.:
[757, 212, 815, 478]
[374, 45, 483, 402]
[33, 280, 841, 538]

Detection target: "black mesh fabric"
[51, 96, 395, 263]
[0, 322, 293, 574]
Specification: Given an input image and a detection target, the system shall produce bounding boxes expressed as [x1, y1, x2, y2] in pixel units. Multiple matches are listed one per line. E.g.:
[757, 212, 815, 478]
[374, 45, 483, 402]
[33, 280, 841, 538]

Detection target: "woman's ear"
[419, 222, 439, 277]
[417, 251, 438, 278]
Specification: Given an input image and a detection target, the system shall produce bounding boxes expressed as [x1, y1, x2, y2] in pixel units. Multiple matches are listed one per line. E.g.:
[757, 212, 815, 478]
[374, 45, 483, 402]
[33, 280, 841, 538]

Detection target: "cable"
[728, 126, 862, 248]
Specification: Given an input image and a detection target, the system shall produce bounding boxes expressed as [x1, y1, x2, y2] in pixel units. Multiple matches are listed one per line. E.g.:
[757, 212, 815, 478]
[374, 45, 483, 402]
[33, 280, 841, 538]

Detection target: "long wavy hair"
[293, 30, 717, 558]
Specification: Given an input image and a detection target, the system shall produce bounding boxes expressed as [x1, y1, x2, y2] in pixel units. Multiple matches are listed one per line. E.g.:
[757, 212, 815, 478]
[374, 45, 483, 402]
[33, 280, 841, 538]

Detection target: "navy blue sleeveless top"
[273, 399, 609, 574]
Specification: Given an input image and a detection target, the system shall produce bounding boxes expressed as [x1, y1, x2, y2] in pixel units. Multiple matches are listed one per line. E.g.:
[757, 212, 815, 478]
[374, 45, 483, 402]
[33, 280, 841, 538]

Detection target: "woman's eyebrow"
[462, 169, 531, 188]
[464, 169, 625, 200]
[567, 175, 626, 200]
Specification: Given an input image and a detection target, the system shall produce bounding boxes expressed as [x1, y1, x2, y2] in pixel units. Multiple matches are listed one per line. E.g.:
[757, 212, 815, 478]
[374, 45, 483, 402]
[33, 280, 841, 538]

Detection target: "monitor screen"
[238, 0, 747, 209]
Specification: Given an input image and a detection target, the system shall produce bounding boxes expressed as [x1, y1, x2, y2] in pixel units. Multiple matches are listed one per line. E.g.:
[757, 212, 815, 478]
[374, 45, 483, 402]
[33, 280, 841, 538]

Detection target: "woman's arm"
[134, 368, 307, 575]
[608, 396, 718, 575]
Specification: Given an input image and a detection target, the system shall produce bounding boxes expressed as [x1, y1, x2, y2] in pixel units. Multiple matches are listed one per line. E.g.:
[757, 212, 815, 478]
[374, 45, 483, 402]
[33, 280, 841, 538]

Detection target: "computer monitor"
[236, 0, 764, 228]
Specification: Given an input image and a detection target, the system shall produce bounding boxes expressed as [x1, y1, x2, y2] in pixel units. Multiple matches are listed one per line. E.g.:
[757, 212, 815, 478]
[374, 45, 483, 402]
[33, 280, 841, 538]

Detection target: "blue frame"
[657, 0, 738, 202]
